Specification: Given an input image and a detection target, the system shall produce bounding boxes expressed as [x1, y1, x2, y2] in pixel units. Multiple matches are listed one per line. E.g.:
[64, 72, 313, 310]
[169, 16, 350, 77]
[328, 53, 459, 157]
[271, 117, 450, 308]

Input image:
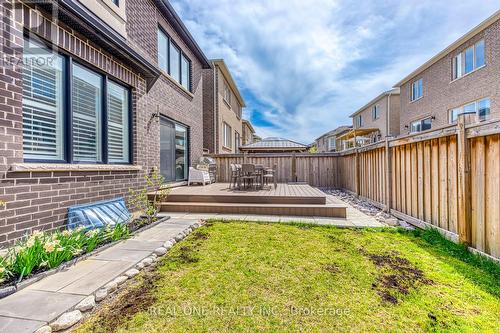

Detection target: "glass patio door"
[160, 117, 188, 182]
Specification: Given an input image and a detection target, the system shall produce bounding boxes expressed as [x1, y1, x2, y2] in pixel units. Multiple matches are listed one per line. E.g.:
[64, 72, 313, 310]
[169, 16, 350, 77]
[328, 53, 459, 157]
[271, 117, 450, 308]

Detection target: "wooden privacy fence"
[210, 117, 500, 258]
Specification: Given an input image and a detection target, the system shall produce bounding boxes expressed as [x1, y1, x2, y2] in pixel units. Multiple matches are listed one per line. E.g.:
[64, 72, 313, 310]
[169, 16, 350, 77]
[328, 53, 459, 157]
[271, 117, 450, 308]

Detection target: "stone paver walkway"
[0, 218, 199, 333]
[0, 197, 382, 333]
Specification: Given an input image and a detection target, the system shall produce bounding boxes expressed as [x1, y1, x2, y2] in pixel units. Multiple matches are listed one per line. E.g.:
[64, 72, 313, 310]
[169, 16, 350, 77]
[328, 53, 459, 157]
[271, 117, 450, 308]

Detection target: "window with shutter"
[72, 63, 103, 162]
[107, 81, 130, 163]
[22, 39, 65, 161]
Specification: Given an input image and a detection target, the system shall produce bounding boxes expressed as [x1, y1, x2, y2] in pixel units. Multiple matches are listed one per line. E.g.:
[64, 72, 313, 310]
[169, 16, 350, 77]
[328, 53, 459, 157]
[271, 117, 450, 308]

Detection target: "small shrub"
[128, 168, 170, 225]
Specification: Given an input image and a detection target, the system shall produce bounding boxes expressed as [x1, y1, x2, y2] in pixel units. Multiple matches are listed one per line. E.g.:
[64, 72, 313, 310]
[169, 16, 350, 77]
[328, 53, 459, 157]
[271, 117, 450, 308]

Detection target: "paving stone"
[0, 316, 46, 333]
[93, 248, 151, 262]
[0, 290, 84, 322]
[154, 247, 167, 256]
[50, 310, 82, 331]
[26, 259, 109, 292]
[112, 239, 165, 251]
[75, 295, 95, 312]
[113, 276, 128, 286]
[57, 260, 134, 295]
[94, 289, 108, 302]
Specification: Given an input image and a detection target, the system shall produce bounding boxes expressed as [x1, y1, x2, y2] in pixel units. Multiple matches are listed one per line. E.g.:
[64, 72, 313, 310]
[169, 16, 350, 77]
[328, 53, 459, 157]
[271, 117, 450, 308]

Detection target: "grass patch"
[75, 221, 500, 332]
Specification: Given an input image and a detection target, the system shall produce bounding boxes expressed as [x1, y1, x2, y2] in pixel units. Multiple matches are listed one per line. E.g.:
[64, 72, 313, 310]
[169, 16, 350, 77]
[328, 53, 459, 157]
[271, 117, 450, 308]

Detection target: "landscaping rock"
[191, 223, 199, 229]
[50, 310, 82, 331]
[174, 233, 184, 242]
[170, 238, 177, 244]
[75, 295, 95, 312]
[163, 240, 174, 249]
[34, 326, 52, 333]
[95, 288, 108, 302]
[141, 258, 153, 266]
[113, 276, 128, 285]
[125, 268, 140, 278]
[103, 281, 118, 292]
[154, 247, 167, 256]
[136, 262, 144, 270]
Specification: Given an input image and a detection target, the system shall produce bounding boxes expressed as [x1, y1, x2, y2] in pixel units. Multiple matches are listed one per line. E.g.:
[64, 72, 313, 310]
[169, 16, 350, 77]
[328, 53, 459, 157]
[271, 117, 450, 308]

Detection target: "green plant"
[84, 229, 102, 253]
[9, 232, 45, 278]
[0, 256, 11, 283]
[128, 168, 170, 225]
[104, 223, 130, 242]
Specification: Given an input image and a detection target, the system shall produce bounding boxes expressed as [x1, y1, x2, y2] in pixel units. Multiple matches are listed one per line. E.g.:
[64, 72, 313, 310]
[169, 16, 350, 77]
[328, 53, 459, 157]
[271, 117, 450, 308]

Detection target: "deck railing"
[209, 117, 500, 259]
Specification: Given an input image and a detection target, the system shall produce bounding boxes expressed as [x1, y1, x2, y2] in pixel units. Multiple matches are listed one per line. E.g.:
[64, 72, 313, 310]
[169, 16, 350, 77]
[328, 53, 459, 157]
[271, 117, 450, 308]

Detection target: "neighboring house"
[240, 137, 308, 153]
[395, 10, 500, 134]
[338, 89, 401, 148]
[315, 126, 352, 153]
[202, 59, 246, 154]
[0, 0, 210, 246]
[242, 119, 256, 146]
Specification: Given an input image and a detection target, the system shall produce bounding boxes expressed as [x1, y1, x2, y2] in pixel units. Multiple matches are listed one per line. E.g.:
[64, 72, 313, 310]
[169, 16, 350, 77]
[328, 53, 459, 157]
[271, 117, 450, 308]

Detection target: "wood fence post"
[384, 138, 392, 212]
[457, 114, 472, 244]
[291, 153, 297, 182]
[354, 148, 360, 196]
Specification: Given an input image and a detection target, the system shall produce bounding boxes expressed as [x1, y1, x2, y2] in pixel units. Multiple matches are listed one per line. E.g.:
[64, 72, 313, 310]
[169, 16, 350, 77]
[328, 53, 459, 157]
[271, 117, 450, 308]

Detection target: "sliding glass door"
[160, 117, 188, 182]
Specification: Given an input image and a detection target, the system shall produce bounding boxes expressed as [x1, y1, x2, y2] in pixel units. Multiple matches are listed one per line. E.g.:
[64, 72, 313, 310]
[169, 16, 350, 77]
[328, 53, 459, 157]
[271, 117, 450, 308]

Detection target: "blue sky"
[171, 0, 499, 143]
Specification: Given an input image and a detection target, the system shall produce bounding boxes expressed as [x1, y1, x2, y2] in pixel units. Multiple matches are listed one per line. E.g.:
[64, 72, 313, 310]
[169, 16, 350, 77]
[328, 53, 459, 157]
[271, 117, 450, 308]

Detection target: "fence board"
[209, 120, 500, 258]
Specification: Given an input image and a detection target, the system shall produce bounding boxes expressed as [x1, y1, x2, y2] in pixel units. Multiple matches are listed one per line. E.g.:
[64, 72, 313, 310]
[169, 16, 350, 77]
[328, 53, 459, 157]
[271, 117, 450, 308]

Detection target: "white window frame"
[328, 137, 336, 151]
[449, 98, 490, 123]
[410, 78, 423, 101]
[372, 104, 380, 120]
[223, 83, 232, 106]
[452, 39, 485, 80]
[223, 122, 232, 149]
[356, 115, 363, 127]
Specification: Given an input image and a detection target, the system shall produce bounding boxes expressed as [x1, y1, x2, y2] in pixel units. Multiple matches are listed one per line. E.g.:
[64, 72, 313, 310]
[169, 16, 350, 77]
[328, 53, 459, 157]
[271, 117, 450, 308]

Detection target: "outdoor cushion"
[67, 197, 131, 230]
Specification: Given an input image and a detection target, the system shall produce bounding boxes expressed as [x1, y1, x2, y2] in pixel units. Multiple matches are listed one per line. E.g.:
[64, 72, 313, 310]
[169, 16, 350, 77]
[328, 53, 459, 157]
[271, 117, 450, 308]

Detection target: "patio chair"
[230, 164, 241, 189]
[188, 167, 211, 186]
[263, 164, 277, 189]
[240, 164, 257, 189]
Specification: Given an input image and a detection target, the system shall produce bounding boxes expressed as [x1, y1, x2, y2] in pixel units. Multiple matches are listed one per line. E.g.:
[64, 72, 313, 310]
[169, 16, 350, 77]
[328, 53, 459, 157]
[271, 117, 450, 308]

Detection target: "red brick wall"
[0, 0, 204, 246]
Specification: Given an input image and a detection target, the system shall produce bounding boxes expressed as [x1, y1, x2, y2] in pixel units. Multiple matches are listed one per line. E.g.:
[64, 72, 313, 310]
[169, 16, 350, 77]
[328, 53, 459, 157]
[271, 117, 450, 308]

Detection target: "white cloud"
[171, 0, 499, 143]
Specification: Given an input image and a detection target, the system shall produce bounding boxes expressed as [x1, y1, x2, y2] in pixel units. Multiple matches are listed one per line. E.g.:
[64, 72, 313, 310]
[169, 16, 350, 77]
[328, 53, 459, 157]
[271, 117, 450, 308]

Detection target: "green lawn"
[75, 221, 500, 333]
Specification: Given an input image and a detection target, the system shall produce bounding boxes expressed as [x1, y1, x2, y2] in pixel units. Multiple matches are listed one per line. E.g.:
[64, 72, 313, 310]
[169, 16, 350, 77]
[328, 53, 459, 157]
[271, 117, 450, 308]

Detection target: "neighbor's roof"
[394, 10, 500, 87]
[242, 119, 255, 133]
[240, 137, 308, 150]
[350, 88, 400, 118]
[155, 0, 211, 69]
[212, 59, 246, 107]
[315, 125, 352, 141]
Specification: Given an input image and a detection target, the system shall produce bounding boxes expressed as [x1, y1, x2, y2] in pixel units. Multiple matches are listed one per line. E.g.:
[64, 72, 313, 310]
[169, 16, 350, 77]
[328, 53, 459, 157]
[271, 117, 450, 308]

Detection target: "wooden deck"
[156, 183, 347, 218]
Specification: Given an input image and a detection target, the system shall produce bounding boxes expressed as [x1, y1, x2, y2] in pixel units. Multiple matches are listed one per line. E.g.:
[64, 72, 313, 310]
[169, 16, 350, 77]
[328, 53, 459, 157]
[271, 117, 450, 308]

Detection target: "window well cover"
[67, 197, 131, 230]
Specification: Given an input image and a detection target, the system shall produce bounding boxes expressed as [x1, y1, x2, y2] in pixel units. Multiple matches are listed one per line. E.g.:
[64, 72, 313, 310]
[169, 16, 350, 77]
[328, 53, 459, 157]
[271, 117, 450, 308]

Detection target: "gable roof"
[242, 119, 255, 134]
[240, 137, 308, 150]
[155, 0, 211, 69]
[212, 59, 246, 107]
[350, 88, 400, 118]
[394, 10, 500, 87]
[315, 125, 352, 141]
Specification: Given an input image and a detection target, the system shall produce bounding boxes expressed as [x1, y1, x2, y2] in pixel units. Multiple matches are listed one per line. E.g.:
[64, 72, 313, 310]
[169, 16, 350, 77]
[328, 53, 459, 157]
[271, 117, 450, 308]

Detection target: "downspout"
[213, 64, 217, 154]
[386, 91, 393, 138]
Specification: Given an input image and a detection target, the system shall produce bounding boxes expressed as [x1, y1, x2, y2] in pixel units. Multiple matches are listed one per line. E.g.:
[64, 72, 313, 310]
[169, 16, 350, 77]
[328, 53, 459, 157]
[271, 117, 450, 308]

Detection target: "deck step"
[159, 202, 347, 218]
[163, 193, 326, 205]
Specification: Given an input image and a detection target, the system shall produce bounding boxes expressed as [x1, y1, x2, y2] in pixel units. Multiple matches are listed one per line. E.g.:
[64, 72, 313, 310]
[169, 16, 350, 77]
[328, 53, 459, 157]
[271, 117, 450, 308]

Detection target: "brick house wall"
[202, 67, 215, 154]
[351, 92, 401, 142]
[398, 17, 500, 135]
[202, 61, 244, 154]
[0, 0, 206, 247]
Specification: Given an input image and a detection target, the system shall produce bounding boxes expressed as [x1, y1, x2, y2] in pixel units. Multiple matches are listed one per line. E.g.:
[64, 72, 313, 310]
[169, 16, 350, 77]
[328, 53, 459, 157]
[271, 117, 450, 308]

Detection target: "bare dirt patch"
[324, 264, 340, 274]
[361, 249, 433, 304]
